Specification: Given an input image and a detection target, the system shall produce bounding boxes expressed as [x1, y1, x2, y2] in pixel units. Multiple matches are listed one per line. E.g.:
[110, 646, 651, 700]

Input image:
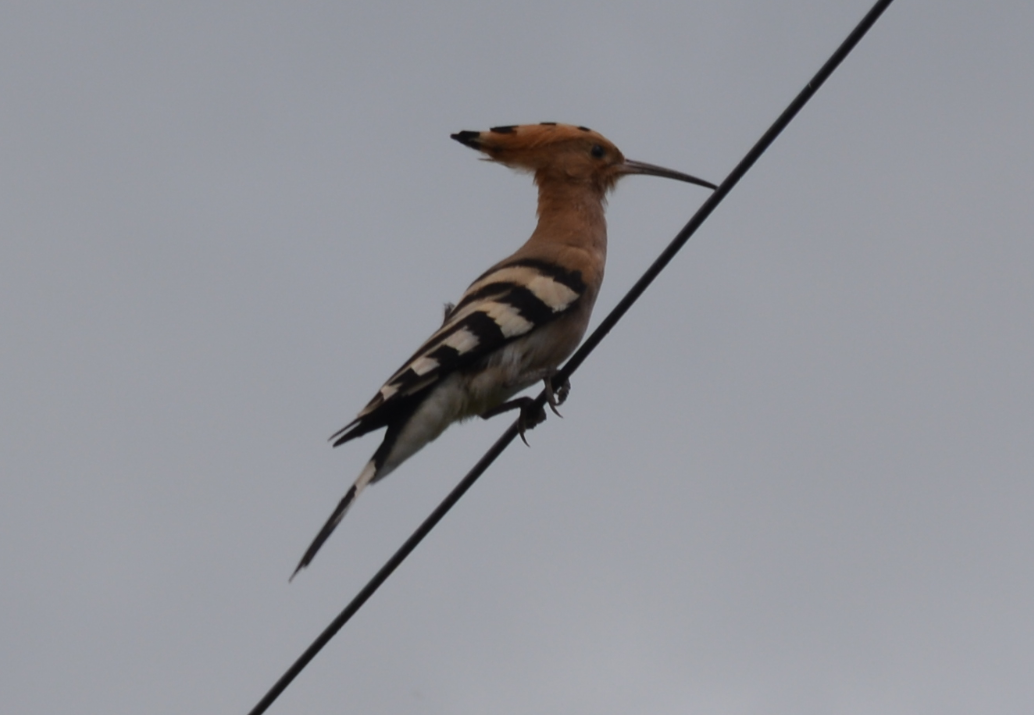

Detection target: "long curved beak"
[620, 159, 717, 190]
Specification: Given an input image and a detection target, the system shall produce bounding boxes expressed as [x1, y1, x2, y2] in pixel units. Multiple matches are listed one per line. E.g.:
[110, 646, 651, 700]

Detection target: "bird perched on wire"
[292, 122, 715, 578]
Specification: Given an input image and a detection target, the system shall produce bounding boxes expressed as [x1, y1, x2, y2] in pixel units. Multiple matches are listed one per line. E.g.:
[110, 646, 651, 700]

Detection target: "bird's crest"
[452, 123, 628, 191]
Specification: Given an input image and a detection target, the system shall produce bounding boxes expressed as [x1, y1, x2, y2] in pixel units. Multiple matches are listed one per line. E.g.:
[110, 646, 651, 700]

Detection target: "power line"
[246, 1, 896, 712]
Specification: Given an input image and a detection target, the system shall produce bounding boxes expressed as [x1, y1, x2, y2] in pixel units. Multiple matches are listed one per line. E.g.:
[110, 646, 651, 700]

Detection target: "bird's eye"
[590, 144, 605, 159]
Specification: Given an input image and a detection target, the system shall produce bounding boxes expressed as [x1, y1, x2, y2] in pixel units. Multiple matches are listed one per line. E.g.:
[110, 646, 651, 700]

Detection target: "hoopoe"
[292, 122, 715, 578]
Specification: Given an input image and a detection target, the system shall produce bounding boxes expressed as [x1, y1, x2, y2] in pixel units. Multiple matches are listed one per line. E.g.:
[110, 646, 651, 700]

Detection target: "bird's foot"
[543, 374, 570, 417]
[480, 397, 547, 446]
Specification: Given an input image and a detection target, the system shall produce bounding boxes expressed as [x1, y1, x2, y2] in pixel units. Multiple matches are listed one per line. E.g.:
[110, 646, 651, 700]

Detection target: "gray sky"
[3, 1, 1033, 713]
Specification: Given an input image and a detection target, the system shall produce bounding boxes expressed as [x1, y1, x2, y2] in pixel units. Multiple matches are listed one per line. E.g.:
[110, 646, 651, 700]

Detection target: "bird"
[291, 122, 715, 578]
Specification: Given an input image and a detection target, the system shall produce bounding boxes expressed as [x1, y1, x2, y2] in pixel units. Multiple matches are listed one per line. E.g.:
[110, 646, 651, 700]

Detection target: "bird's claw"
[543, 375, 571, 417]
[516, 400, 547, 446]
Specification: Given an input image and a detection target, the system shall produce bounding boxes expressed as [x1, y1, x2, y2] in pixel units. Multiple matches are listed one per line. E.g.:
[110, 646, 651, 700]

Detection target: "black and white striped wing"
[330, 259, 586, 446]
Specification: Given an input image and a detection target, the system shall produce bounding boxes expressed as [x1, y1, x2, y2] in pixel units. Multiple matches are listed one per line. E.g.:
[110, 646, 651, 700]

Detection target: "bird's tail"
[290, 460, 378, 580]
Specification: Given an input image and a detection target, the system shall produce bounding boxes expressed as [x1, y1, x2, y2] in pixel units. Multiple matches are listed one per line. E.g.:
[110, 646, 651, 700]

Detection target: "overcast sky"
[3, 1, 1033, 713]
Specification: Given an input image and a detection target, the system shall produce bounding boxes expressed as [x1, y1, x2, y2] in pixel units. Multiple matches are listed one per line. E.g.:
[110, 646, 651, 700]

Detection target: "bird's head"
[451, 122, 715, 194]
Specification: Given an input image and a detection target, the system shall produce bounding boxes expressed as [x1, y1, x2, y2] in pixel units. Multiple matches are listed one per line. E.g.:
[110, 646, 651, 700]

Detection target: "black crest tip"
[451, 131, 482, 149]
[489, 125, 516, 134]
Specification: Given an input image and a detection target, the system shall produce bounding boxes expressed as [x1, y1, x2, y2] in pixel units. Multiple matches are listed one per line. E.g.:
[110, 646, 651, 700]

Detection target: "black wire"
[246, 2, 895, 712]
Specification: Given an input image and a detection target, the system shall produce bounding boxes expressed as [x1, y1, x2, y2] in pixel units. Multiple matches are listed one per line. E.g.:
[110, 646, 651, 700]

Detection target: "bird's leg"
[479, 398, 547, 446]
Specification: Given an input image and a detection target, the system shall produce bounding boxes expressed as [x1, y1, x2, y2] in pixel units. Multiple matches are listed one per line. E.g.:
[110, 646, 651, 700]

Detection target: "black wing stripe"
[497, 285, 556, 326]
[451, 309, 506, 353]
[385, 340, 467, 397]
[470, 258, 586, 294]
[452, 281, 514, 315]
[426, 342, 461, 364]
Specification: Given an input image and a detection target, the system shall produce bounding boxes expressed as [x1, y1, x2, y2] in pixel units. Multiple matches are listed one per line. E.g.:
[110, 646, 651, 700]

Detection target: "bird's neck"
[528, 180, 608, 257]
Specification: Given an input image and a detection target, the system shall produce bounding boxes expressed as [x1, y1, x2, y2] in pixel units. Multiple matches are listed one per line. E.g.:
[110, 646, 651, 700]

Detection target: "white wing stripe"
[526, 274, 579, 312]
[409, 355, 440, 376]
[442, 327, 479, 354]
[481, 301, 534, 338]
